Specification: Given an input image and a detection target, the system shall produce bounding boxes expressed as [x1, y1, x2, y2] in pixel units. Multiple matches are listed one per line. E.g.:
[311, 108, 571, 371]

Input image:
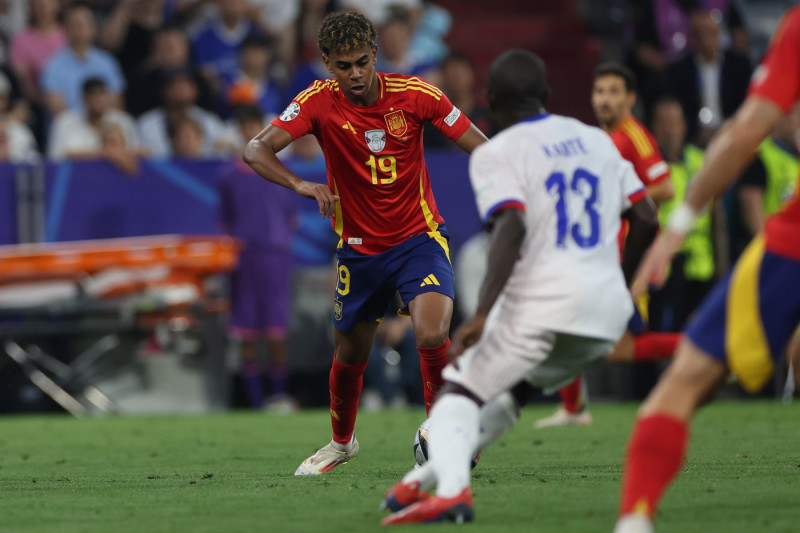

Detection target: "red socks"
[620, 413, 689, 518]
[559, 376, 585, 413]
[418, 339, 450, 413]
[633, 332, 681, 362]
[329, 356, 368, 445]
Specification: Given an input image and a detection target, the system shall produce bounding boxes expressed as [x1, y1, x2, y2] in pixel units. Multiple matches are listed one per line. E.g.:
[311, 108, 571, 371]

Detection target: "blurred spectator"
[191, 0, 262, 94]
[295, 0, 334, 62]
[648, 96, 716, 331]
[408, 0, 452, 66]
[626, 0, 748, 116]
[168, 114, 205, 158]
[218, 104, 298, 412]
[339, 0, 421, 27]
[248, 0, 300, 80]
[287, 55, 329, 104]
[424, 52, 492, 149]
[0, 0, 29, 49]
[98, 0, 165, 83]
[9, 0, 66, 102]
[666, 9, 751, 146]
[376, 5, 440, 84]
[0, 116, 38, 163]
[137, 67, 233, 158]
[0, 71, 38, 163]
[126, 26, 215, 116]
[225, 34, 284, 118]
[48, 77, 139, 174]
[40, 2, 126, 116]
[729, 104, 800, 261]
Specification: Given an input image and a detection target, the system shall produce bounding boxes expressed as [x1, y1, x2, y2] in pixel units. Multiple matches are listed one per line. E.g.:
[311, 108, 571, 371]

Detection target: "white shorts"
[442, 317, 614, 402]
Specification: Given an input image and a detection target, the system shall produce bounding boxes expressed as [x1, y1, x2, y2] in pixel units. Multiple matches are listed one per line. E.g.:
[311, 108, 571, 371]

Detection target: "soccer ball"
[413, 418, 480, 469]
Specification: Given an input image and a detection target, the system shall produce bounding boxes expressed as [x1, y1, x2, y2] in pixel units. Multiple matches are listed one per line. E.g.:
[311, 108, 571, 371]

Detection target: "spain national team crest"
[384, 109, 408, 137]
[365, 129, 386, 153]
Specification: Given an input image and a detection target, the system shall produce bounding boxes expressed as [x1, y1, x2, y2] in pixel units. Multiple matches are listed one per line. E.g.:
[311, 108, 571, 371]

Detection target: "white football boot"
[533, 406, 592, 428]
[613, 514, 654, 533]
[294, 436, 359, 476]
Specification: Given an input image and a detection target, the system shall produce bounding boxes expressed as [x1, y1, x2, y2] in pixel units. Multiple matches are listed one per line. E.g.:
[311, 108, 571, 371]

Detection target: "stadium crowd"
[0, 0, 795, 411]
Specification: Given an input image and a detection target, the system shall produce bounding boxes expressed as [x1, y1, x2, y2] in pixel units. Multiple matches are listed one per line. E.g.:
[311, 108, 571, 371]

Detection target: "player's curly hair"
[317, 11, 377, 56]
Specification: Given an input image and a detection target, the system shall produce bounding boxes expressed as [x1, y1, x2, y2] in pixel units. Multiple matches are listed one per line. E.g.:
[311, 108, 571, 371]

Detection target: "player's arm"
[453, 124, 489, 153]
[621, 196, 659, 286]
[645, 178, 674, 204]
[450, 208, 526, 360]
[243, 124, 339, 218]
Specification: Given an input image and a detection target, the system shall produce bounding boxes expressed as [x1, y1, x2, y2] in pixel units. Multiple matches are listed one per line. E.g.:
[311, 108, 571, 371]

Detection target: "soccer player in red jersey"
[243, 11, 488, 475]
[536, 63, 681, 428]
[615, 8, 800, 532]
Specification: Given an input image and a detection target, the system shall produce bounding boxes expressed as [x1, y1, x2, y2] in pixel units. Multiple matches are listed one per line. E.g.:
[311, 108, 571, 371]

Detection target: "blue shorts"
[332, 228, 455, 333]
[686, 235, 800, 393]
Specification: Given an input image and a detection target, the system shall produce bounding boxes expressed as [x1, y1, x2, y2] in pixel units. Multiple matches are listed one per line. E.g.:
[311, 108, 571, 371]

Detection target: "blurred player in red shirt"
[615, 8, 800, 532]
[536, 62, 680, 428]
[243, 11, 487, 475]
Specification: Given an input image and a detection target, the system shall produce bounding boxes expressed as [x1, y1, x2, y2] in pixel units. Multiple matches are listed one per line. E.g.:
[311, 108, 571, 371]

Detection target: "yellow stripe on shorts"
[725, 235, 774, 393]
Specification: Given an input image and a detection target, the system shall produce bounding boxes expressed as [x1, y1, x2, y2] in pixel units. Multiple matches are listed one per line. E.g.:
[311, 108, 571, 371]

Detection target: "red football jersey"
[272, 73, 472, 254]
[610, 115, 670, 188]
[611, 115, 670, 256]
[749, 6, 800, 260]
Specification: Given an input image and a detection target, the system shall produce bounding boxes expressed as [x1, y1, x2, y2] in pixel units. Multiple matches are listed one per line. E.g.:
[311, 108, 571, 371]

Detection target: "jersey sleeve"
[749, 7, 800, 112]
[269, 81, 321, 139]
[469, 143, 526, 224]
[619, 159, 647, 211]
[415, 80, 472, 142]
[620, 123, 670, 187]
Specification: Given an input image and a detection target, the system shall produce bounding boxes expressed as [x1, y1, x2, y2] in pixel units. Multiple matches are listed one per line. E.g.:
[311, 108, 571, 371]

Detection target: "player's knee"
[415, 329, 449, 349]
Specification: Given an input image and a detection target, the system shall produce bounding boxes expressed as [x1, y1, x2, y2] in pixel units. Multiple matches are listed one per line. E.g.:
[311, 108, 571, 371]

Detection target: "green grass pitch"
[0, 401, 797, 533]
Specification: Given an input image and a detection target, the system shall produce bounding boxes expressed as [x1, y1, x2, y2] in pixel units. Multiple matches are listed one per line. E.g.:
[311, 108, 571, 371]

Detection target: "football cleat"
[381, 488, 474, 525]
[380, 480, 431, 513]
[294, 436, 359, 476]
[613, 513, 654, 533]
[533, 406, 592, 428]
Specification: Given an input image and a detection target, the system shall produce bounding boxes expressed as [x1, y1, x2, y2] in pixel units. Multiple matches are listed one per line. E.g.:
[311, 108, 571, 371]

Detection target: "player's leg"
[534, 375, 591, 428]
[261, 252, 295, 411]
[615, 236, 800, 532]
[295, 249, 390, 475]
[395, 231, 457, 413]
[408, 291, 453, 412]
[616, 339, 726, 529]
[294, 322, 378, 476]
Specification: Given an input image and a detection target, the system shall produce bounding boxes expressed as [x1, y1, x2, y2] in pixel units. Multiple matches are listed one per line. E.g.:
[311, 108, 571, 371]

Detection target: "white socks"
[477, 391, 519, 450]
[428, 393, 480, 498]
[401, 391, 520, 495]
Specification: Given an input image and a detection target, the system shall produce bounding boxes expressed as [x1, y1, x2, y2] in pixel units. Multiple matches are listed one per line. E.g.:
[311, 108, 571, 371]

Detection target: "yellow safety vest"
[659, 145, 714, 281]
[758, 137, 799, 216]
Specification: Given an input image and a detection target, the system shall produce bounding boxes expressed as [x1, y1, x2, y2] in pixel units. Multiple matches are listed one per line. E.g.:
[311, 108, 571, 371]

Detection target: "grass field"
[0, 401, 797, 533]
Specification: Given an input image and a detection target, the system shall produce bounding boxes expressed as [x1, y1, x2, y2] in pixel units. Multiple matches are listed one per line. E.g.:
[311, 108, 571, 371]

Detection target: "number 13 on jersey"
[545, 168, 601, 248]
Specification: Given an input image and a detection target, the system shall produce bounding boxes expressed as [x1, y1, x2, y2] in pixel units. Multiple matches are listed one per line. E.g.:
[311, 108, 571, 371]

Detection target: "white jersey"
[469, 113, 645, 341]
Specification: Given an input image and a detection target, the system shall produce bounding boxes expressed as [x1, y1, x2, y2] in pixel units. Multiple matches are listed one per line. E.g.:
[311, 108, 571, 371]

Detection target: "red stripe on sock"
[559, 376, 584, 413]
[620, 413, 689, 517]
[633, 333, 682, 362]
[418, 339, 450, 414]
[329, 355, 368, 445]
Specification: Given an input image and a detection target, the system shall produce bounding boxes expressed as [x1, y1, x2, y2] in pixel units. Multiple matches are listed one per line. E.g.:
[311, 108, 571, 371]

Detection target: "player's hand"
[449, 314, 487, 368]
[631, 229, 685, 298]
[295, 181, 340, 218]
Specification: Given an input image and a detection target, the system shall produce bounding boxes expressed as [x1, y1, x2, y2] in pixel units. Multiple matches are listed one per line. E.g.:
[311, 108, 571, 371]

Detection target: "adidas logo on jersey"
[419, 274, 440, 287]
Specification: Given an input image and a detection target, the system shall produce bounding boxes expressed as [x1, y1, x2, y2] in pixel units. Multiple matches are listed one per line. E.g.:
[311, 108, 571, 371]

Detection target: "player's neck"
[605, 113, 631, 133]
